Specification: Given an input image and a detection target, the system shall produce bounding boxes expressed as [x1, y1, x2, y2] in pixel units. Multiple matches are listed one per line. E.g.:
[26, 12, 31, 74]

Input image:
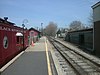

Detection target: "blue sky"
[0, 0, 99, 29]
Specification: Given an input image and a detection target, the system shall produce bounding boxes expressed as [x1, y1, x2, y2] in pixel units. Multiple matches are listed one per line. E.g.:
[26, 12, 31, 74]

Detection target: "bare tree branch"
[69, 20, 85, 31]
[44, 22, 57, 37]
[88, 12, 93, 28]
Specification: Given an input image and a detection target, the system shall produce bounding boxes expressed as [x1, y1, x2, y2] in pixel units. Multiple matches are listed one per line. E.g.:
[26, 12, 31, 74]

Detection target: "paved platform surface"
[1, 37, 48, 75]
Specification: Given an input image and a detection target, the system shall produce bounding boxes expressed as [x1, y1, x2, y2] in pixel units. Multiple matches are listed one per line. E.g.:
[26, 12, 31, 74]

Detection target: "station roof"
[68, 28, 93, 33]
[92, 1, 100, 9]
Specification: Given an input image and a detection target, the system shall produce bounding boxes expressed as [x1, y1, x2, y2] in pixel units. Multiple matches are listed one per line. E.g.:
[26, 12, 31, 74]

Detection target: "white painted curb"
[0, 51, 24, 73]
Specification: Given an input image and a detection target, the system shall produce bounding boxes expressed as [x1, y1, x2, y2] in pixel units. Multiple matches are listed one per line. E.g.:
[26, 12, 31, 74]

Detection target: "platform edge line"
[45, 37, 52, 75]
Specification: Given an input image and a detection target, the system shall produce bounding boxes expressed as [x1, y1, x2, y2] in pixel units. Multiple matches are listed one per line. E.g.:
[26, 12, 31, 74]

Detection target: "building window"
[31, 32, 34, 35]
[17, 36, 19, 44]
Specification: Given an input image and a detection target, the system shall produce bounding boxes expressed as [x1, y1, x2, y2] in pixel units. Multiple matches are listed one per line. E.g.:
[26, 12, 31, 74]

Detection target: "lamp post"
[22, 19, 28, 50]
[22, 24, 25, 50]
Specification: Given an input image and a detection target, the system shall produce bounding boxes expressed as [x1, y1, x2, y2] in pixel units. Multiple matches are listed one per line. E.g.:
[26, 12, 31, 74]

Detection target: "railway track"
[48, 37, 100, 75]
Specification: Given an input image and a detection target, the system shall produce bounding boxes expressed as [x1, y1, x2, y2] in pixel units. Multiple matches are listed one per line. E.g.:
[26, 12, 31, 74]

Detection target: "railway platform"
[1, 36, 100, 75]
[0, 37, 52, 75]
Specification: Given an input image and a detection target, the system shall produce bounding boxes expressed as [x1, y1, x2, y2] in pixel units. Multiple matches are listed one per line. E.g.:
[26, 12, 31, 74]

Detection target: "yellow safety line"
[45, 37, 52, 75]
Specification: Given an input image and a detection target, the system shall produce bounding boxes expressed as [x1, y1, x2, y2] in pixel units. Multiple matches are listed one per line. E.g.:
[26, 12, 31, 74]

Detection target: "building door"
[79, 34, 84, 45]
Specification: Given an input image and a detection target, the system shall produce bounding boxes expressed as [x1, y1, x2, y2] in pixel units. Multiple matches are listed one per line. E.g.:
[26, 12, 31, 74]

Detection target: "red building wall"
[24, 29, 29, 47]
[0, 29, 2, 66]
[29, 28, 40, 44]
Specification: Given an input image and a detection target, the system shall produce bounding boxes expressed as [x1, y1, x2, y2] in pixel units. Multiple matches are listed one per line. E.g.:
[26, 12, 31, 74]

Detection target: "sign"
[0, 26, 23, 32]
[3, 36, 8, 49]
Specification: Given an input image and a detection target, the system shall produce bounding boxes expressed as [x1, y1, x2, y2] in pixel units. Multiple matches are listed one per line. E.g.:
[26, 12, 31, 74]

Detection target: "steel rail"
[48, 37, 100, 75]
[54, 39, 100, 68]
[48, 38, 86, 75]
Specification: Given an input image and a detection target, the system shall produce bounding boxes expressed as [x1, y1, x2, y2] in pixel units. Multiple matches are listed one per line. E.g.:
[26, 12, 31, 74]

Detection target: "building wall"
[0, 23, 18, 67]
[93, 2, 100, 55]
[65, 30, 93, 50]
[29, 30, 39, 44]
[94, 21, 100, 54]
[0, 29, 3, 67]
[24, 30, 29, 47]
[93, 5, 100, 22]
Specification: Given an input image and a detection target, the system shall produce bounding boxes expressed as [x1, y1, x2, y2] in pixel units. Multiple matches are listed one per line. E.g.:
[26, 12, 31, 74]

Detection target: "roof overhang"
[92, 1, 100, 9]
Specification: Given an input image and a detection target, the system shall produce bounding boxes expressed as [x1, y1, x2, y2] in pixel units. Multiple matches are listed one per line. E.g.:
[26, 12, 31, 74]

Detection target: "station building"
[28, 27, 41, 45]
[92, 1, 100, 55]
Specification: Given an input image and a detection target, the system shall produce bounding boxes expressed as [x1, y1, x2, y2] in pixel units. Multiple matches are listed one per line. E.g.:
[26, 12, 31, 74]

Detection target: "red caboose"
[0, 18, 29, 68]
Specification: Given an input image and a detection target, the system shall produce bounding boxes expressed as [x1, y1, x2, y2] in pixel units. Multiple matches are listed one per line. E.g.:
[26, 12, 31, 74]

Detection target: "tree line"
[44, 13, 93, 37]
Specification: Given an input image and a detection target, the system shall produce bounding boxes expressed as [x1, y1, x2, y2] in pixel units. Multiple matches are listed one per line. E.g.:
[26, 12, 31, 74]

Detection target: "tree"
[56, 29, 61, 34]
[44, 22, 57, 37]
[88, 12, 93, 28]
[69, 20, 85, 31]
[56, 29, 61, 37]
[60, 28, 66, 33]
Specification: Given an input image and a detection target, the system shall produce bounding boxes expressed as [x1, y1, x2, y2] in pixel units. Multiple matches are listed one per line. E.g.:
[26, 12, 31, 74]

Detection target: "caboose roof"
[0, 18, 15, 25]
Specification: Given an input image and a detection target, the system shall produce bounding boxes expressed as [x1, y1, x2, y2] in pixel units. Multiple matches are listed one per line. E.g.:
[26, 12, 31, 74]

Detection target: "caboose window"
[16, 32, 23, 44]
[17, 36, 19, 44]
